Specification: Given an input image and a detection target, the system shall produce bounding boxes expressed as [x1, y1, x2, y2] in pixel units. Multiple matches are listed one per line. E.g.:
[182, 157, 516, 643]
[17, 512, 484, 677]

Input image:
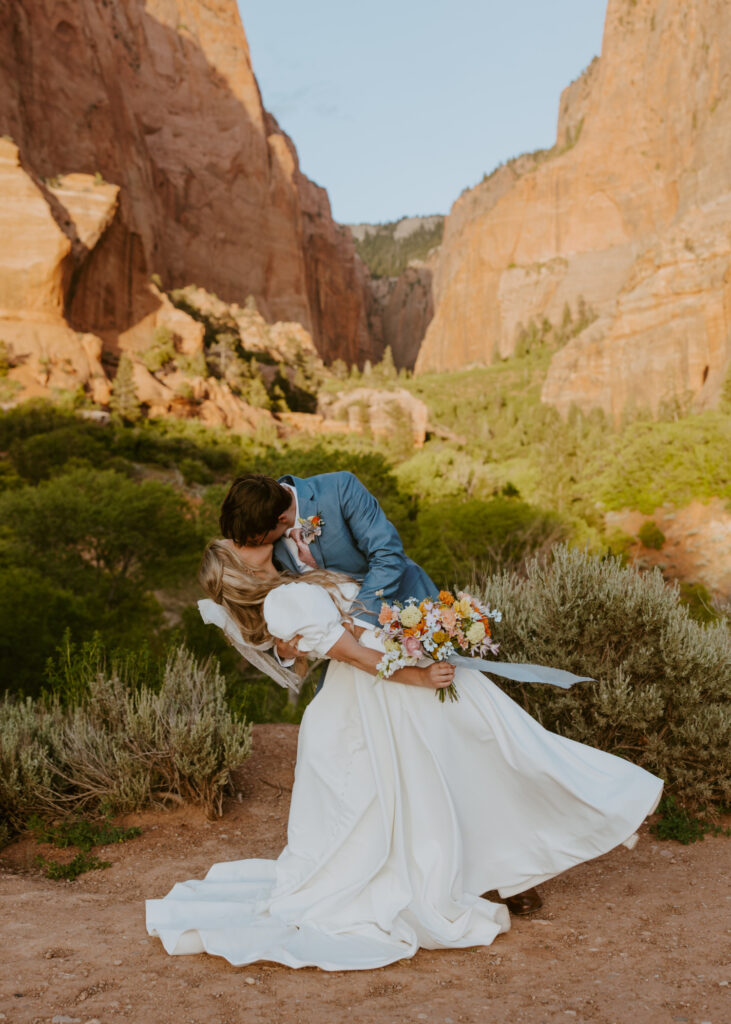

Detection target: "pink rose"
[403, 636, 423, 657]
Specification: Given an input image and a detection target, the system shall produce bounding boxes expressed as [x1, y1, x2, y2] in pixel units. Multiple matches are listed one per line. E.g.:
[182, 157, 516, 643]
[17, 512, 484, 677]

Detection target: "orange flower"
[439, 590, 455, 605]
[378, 606, 394, 625]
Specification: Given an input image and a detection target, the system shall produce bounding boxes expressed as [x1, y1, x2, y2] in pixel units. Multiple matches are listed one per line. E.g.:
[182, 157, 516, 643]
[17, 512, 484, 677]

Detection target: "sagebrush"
[477, 546, 730, 810]
[0, 647, 252, 838]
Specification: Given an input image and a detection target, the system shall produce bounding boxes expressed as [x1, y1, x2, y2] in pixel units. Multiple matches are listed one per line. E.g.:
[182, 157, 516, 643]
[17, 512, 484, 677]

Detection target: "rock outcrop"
[366, 261, 435, 371]
[415, 0, 731, 419]
[0, 138, 113, 404]
[0, 0, 373, 366]
[349, 216, 442, 369]
[318, 387, 429, 447]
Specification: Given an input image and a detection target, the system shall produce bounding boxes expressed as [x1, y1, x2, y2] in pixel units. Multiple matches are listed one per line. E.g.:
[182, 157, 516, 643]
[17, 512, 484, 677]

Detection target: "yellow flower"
[454, 598, 473, 617]
[466, 621, 486, 644]
[432, 630, 449, 644]
[400, 605, 422, 628]
[384, 638, 401, 652]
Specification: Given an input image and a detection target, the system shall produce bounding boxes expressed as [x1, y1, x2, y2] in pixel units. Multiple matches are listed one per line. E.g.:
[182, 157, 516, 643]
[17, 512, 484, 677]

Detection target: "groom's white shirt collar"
[282, 482, 300, 537]
[273, 482, 307, 667]
[280, 482, 311, 573]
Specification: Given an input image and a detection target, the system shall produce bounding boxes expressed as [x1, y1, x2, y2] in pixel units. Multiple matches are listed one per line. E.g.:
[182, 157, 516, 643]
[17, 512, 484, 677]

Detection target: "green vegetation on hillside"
[1, 329, 729, 832]
[352, 218, 444, 277]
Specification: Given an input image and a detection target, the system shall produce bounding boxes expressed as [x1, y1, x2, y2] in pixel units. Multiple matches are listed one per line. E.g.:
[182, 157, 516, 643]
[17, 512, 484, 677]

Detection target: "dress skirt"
[146, 632, 663, 970]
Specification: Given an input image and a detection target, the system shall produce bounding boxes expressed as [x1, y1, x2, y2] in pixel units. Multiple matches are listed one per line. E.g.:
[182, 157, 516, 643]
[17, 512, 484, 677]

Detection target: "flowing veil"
[198, 598, 307, 695]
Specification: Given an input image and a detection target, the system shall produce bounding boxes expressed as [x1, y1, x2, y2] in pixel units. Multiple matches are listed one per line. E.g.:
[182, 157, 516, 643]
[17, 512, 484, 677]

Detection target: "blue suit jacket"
[274, 472, 437, 620]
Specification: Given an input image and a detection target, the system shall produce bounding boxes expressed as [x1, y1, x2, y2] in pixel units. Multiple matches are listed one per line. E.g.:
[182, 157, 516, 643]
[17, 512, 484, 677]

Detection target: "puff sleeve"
[263, 582, 351, 658]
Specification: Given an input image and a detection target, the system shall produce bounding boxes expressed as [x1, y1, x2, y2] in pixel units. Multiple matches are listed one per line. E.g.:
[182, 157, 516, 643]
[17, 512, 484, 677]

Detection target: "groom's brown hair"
[219, 473, 291, 545]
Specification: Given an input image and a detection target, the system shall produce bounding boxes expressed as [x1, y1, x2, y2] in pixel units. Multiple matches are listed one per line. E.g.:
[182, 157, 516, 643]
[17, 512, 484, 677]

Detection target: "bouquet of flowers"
[375, 590, 502, 702]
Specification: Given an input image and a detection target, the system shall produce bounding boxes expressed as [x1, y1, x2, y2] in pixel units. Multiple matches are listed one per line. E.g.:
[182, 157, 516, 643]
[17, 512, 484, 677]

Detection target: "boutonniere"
[297, 514, 324, 543]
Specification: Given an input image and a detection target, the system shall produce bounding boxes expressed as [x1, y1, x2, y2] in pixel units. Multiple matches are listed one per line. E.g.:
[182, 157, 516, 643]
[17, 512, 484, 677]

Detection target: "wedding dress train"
[146, 583, 663, 970]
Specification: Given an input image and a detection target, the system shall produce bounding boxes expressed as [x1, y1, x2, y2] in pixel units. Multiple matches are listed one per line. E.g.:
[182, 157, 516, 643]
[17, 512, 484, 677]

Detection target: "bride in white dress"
[146, 540, 663, 971]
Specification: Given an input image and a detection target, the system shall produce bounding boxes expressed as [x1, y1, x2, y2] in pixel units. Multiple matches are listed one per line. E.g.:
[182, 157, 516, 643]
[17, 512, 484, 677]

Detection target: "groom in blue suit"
[219, 471, 437, 619]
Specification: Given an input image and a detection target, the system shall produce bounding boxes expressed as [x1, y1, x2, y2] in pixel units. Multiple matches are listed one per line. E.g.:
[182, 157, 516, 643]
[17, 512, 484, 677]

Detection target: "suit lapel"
[279, 475, 325, 569]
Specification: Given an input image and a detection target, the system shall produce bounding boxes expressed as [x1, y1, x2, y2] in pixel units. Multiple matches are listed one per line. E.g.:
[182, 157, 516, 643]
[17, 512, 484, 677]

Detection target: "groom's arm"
[337, 472, 409, 617]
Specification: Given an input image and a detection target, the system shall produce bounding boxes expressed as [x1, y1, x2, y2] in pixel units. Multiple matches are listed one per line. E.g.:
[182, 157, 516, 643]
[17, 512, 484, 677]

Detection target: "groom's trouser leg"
[314, 661, 329, 696]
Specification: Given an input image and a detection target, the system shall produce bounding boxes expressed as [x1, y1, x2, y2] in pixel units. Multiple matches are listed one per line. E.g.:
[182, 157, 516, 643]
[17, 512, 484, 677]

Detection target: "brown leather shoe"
[504, 887, 543, 916]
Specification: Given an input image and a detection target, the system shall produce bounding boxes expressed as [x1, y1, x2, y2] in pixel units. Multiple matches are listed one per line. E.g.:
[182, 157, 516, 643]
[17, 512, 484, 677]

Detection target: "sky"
[240, 1, 608, 225]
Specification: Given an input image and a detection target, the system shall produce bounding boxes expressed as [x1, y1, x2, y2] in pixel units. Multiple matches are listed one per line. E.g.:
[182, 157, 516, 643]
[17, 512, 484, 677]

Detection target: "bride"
[145, 539, 663, 971]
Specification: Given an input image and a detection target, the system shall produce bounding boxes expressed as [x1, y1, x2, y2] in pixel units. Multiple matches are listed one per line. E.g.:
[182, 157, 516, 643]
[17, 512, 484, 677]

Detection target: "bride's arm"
[264, 583, 453, 689]
[325, 630, 455, 691]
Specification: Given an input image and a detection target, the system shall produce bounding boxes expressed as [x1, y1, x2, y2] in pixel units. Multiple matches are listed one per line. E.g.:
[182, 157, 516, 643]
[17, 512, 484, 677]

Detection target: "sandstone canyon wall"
[0, 0, 373, 366]
[415, 0, 731, 420]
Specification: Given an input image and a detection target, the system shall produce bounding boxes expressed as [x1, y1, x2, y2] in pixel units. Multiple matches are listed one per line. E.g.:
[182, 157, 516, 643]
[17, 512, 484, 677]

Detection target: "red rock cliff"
[0, 0, 372, 364]
[415, 0, 731, 419]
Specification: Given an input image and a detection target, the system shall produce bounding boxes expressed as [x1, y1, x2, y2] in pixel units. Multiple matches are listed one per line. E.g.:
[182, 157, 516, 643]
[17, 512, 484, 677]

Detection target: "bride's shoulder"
[263, 579, 327, 614]
[263, 578, 357, 621]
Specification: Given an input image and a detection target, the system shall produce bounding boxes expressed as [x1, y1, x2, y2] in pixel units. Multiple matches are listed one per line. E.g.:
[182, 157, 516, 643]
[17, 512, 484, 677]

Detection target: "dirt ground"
[1, 724, 729, 1024]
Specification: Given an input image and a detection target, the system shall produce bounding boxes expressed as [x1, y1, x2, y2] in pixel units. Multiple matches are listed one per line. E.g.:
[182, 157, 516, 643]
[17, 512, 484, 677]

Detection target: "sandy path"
[1, 725, 728, 1024]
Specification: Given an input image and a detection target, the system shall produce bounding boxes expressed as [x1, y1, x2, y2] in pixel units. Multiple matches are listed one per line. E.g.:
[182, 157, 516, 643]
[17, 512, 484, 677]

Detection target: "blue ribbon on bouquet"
[447, 654, 593, 689]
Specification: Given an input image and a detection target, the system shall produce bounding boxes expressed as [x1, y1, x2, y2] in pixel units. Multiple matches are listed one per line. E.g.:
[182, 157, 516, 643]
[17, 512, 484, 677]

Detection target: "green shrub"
[179, 457, 214, 485]
[29, 812, 141, 879]
[477, 546, 731, 810]
[36, 851, 110, 880]
[649, 795, 730, 844]
[586, 412, 731, 513]
[28, 814, 141, 851]
[0, 647, 252, 837]
[638, 520, 666, 549]
[0, 466, 201, 600]
[678, 581, 721, 624]
[141, 330, 176, 374]
[176, 351, 208, 378]
[8, 424, 116, 483]
[410, 497, 566, 587]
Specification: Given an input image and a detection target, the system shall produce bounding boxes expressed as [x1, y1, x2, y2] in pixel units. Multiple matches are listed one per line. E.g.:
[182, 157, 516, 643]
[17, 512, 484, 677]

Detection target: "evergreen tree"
[110, 355, 141, 422]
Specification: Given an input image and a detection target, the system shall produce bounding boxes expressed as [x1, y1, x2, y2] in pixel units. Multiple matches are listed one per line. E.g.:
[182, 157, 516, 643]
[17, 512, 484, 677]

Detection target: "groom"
[219, 470, 437, 620]
[219, 469, 542, 917]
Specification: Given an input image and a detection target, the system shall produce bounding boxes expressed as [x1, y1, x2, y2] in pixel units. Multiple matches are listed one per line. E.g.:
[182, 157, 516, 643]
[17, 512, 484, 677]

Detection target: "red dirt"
[1, 724, 729, 1024]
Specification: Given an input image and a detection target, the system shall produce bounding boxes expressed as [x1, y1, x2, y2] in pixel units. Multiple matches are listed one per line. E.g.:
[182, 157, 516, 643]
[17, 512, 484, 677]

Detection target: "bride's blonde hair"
[199, 539, 358, 649]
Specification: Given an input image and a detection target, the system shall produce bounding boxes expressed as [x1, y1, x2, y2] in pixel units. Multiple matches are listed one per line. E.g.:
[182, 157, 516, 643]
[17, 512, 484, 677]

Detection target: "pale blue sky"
[239, 1, 607, 224]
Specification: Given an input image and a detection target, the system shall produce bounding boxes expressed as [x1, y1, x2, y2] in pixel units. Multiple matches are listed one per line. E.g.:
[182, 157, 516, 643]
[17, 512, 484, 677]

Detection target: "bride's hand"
[419, 662, 455, 689]
[276, 635, 303, 660]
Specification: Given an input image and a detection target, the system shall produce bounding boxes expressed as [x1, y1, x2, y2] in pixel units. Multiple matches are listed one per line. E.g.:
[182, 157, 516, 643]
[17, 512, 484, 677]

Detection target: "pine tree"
[110, 355, 141, 422]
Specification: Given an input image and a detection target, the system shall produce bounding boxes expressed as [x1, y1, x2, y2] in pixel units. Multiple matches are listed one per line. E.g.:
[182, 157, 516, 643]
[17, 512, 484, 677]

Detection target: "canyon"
[1, 0, 730, 425]
[416, 0, 731, 420]
[0, 0, 376, 426]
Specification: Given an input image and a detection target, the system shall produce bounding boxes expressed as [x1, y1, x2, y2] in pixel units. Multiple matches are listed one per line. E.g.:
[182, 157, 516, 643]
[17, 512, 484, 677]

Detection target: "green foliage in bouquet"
[477, 545, 731, 812]
[0, 647, 252, 844]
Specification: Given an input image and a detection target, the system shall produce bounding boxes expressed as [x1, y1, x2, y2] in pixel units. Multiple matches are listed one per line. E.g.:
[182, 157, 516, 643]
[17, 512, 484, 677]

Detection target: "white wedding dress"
[146, 582, 663, 971]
